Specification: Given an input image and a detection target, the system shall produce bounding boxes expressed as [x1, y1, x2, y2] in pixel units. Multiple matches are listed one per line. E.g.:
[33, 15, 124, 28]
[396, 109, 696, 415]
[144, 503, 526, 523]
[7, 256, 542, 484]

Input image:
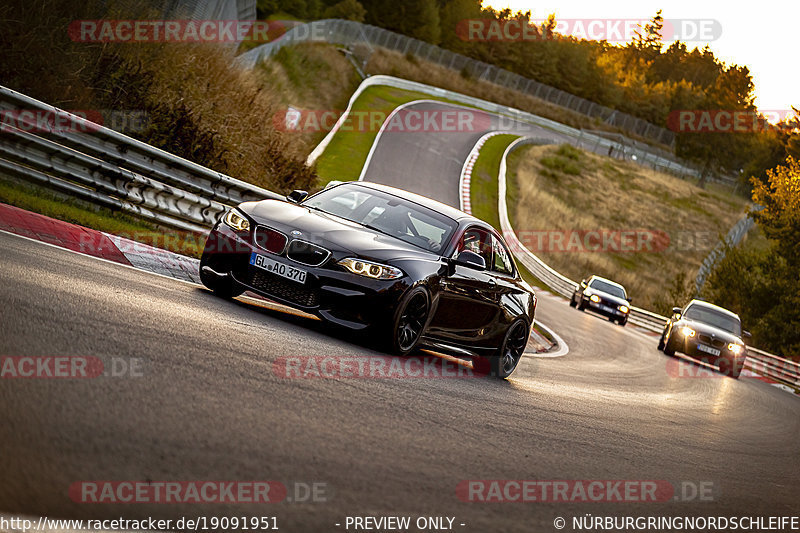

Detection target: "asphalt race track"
[1, 100, 799, 532]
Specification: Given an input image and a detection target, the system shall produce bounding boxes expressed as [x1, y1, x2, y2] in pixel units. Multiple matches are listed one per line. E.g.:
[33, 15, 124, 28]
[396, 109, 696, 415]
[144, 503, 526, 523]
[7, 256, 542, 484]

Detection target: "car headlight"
[618, 305, 629, 313]
[728, 343, 743, 355]
[223, 209, 250, 232]
[590, 294, 601, 303]
[681, 326, 696, 337]
[338, 258, 404, 280]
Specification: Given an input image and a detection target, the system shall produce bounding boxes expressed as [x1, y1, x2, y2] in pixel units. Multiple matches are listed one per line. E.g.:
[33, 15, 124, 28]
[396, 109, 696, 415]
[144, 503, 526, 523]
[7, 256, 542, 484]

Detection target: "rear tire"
[569, 295, 577, 308]
[473, 320, 529, 379]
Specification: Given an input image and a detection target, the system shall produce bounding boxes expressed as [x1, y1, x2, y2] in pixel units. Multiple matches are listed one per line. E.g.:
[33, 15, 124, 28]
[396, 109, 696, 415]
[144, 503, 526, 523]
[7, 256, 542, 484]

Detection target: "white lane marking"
[529, 320, 569, 358]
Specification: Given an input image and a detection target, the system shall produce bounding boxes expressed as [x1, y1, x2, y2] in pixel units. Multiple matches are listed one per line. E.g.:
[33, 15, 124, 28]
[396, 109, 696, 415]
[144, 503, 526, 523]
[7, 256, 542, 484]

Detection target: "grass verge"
[507, 144, 750, 313]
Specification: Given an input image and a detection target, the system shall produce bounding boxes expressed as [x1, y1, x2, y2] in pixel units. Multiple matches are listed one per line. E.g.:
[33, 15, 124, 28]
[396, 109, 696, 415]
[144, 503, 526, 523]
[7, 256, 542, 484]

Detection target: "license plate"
[697, 344, 721, 356]
[250, 253, 307, 284]
[599, 304, 615, 313]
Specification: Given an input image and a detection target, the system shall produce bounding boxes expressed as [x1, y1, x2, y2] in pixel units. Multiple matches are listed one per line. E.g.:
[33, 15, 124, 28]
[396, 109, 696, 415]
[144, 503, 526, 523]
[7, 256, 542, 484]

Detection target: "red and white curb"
[458, 131, 513, 214]
[0, 202, 201, 283]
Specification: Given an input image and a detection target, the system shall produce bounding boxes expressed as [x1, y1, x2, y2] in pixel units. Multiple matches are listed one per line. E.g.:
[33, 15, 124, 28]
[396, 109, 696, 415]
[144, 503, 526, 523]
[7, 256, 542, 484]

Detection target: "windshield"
[684, 305, 742, 335]
[304, 184, 457, 254]
[589, 278, 626, 299]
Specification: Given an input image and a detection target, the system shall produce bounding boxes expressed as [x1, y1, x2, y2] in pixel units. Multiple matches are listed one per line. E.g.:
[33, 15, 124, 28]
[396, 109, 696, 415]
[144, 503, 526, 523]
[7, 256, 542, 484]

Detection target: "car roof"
[342, 181, 478, 223]
[685, 299, 741, 320]
[588, 275, 626, 290]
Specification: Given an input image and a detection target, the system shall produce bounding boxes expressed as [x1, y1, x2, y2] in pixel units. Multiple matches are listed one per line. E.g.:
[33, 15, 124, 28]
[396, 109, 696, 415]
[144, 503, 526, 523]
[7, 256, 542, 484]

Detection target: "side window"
[490, 235, 514, 275]
[455, 227, 492, 267]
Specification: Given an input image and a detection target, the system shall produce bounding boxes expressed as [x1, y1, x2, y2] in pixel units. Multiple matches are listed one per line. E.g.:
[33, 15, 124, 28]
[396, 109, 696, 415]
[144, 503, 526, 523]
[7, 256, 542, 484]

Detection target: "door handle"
[488, 278, 497, 287]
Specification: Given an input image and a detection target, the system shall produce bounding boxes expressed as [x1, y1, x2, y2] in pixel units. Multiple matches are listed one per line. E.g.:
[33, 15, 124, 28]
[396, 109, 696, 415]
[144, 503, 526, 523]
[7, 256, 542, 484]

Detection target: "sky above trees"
[483, 0, 798, 116]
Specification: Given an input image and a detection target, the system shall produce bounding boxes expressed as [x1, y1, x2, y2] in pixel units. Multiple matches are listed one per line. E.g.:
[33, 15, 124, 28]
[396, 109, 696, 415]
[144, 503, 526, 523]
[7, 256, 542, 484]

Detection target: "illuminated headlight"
[728, 343, 743, 355]
[618, 305, 629, 314]
[338, 258, 403, 280]
[223, 209, 250, 232]
[681, 326, 696, 337]
[590, 294, 601, 303]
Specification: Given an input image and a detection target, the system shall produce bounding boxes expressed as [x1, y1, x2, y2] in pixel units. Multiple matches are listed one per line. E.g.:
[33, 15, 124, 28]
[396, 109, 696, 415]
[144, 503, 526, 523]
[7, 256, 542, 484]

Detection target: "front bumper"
[202, 225, 409, 330]
[677, 334, 747, 365]
[583, 297, 628, 318]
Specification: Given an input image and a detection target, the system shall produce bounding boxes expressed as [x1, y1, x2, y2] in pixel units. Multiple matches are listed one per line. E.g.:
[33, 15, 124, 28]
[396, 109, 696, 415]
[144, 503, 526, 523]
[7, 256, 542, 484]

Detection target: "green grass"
[539, 144, 584, 176]
[468, 134, 519, 230]
[0, 179, 205, 258]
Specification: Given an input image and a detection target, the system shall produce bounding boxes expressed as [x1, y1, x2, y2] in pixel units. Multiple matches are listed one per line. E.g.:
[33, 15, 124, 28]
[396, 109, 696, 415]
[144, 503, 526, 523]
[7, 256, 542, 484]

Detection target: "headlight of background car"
[728, 343, 743, 355]
[338, 258, 403, 280]
[618, 305, 629, 313]
[681, 326, 696, 337]
[223, 209, 250, 232]
[590, 294, 601, 303]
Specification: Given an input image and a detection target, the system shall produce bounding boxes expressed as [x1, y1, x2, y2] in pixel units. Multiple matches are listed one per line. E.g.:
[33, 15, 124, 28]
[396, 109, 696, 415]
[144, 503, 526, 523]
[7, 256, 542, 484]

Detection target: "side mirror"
[672, 307, 682, 318]
[453, 250, 486, 271]
[286, 190, 308, 204]
[580, 279, 587, 288]
[627, 297, 632, 303]
[743, 330, 752, 339]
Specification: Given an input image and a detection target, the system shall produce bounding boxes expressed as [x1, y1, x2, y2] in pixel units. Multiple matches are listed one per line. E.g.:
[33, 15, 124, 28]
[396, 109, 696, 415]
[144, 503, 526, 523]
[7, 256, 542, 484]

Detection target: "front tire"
[569, 294, 577, 308]
[388, 286, 430, 356]
[663, 331, 678, 356]
[474, 319, 528, 378]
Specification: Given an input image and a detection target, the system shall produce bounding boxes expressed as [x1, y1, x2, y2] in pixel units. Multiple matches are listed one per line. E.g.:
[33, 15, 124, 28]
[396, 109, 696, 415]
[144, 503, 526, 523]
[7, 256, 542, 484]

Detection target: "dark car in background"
[570, 275, 631, 326]
[199, 181, 536, 378]
[658, 299, 750, 378]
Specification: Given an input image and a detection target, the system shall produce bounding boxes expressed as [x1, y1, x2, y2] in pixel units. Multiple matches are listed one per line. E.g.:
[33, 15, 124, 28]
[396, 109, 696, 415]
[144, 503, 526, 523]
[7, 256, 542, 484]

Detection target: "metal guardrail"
[238, 19, 678, 147]
[492, 136, 798, 388]
[695, 211, 760, 293]
[0, 85, 281, 233]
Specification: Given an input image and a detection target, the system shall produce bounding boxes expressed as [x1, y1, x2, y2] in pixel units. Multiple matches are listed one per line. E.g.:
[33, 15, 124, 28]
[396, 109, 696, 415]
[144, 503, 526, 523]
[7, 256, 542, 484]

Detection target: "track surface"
[2, 101, 800, 531]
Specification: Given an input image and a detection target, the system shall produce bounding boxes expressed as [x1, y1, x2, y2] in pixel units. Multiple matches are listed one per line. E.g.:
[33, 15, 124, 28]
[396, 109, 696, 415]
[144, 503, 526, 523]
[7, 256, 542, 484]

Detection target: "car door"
[428, 226, 502, 346]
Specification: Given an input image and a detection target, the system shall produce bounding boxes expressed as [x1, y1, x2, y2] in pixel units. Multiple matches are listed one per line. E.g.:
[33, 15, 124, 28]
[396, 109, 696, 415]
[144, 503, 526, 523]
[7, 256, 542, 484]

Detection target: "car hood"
[585, 289, 629, 307]
[241, 199, 438, 263]
[680, 319, 743, 345]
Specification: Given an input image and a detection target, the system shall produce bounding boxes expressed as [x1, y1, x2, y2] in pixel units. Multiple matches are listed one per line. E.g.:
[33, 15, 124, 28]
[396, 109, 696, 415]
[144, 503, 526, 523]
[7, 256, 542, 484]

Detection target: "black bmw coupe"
[199, 181, 536, 378]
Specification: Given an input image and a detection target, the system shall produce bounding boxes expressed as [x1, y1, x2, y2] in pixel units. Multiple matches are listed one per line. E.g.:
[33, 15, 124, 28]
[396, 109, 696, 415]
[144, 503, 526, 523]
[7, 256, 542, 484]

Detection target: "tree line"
[260, 0, 799, 191]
